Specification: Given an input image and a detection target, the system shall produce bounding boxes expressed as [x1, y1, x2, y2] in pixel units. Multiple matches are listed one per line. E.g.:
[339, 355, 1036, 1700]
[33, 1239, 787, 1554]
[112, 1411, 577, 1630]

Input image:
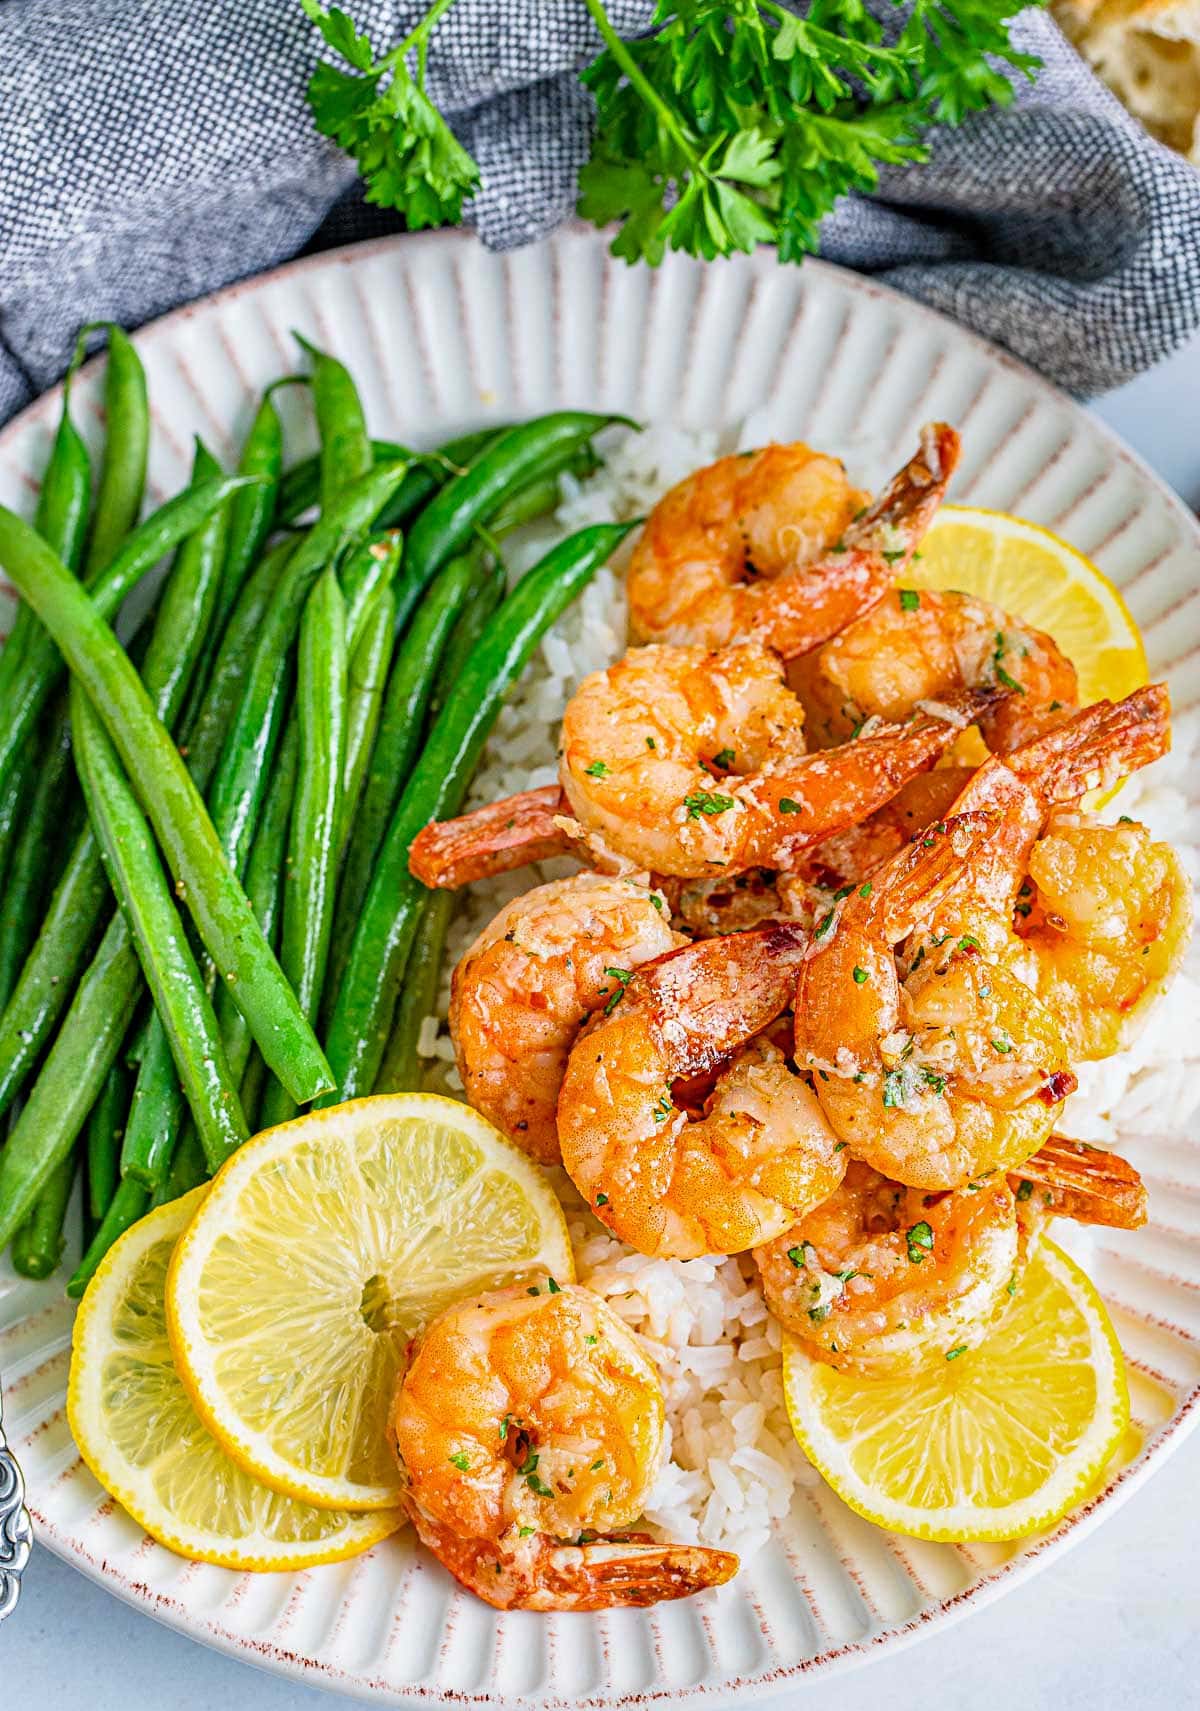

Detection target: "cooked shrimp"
[755, 1159, 1020, 1375]
[391, 1280, 738, 1610]
[1012, 808, 1192, 1061]
[450, 873, 682, 1164]
[791, 586, 1078, 754]
[898, 686, 1172, 953]
[668, 687, 1169, 937]
[557, 922, 848, 1259]
[794, 813, 1078, 1190]
[755, 1135, 1145, 1374]
[627, 424, 959, 656]
[560, 638, 995, 879]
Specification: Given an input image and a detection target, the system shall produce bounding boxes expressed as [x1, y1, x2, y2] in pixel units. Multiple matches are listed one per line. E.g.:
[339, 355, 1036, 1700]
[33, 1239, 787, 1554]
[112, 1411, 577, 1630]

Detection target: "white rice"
[420, 424, 1200, 1565]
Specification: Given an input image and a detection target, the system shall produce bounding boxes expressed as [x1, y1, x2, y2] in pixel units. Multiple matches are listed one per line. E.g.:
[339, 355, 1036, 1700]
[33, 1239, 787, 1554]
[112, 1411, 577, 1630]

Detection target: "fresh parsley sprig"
[301, 0, 1041, 263]
[301, 0, 479, 227]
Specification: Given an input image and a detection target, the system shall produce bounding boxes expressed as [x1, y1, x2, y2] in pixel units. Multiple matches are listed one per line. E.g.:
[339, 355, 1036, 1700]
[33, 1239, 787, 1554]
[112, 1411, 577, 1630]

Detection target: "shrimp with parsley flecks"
[557, 921, 849, 1260]
[450, 872, 682, 1165]
[755, 1136, 1146, 1376]
[793, 811, 1080, 1191]
[390, 1280, 738, 1610]
[626, 424, 959, 656]
[790, 584, 1079, 754]
[559, 638, 996, 879]
[662, 685, 1169, 942]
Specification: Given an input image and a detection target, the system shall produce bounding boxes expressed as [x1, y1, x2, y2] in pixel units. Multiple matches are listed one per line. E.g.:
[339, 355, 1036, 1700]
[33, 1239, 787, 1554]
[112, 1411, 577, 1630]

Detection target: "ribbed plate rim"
[3, 224, 1199, 1708]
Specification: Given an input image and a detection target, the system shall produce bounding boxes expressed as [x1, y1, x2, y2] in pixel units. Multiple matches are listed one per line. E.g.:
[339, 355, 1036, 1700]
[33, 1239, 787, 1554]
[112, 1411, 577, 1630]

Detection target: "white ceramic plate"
[2, 226, 1199, 1706]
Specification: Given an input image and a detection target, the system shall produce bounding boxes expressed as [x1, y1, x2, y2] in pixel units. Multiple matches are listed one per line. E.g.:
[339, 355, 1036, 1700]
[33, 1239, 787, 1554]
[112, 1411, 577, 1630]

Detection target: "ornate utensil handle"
[0, 1382, 32, 1621]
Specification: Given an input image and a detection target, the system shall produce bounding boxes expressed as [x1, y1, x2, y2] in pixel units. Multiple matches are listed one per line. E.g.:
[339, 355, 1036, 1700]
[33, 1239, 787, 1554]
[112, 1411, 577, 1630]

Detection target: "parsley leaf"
[304, 0, 1041, 270]
[684, 788, 735, 819]
[301, 0, 479, 229]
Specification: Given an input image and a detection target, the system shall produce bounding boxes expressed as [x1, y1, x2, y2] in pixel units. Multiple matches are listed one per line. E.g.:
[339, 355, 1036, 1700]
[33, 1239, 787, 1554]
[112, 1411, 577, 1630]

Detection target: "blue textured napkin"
[0, 0, 1198, 417]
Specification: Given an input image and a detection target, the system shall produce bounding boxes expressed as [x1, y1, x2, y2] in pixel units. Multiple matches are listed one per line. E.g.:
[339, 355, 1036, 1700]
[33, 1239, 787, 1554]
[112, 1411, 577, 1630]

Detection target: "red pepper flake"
[1035, 1070, 1078, 1106]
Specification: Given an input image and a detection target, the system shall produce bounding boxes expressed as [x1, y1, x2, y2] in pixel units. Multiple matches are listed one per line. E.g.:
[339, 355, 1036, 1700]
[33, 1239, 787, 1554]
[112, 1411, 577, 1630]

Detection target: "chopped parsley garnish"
[602, 967, 632, 1015]
[991, 634, 1025, 694]
[852, 966, 869, 984]
[449, 1450, 471, 1471]
[881, 548, 905, 564]
[684, 789, 734, 819]
[711, 748, 735, 768]
[499, 1413, 512, 1440]
[945, 1345, 968, 1361]
[584, 759, 609, 777]
[585, 1333, 598, 1345]
[646, 736, 657, 750]
[859, 882, 873, 898]
[898, 587, 921, 611]
[648, 893, 663, 911]
[1015, 1179, 1033, 1202]
[778, 797, 801, 815]
[1006, 1275, 1017, 1296]
[526, 1285, 540, 1296]
[518, 1525, 535, 1538]
[834, 1141, 848, 1152]
[595, 1192, 608, 1206]
[991, 1033, 1013, 1054]
[882, 1068, 907, 1108]
[814, 908, 836, 941]
[920, 1068, 946, 1095]
[591, 1459, 606, 1472]
[808, 1303, 832, 1324]
[546, 1276, 561, 1294]
[652, 1093, 674, 1123]
[906, 1220, 934, 1263]
[787, 1241, 816, 1269]
[958, 934, 980, 952]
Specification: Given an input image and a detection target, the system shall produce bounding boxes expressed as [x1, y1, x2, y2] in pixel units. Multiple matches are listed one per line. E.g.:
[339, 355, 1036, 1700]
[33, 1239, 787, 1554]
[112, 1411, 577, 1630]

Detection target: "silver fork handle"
[0, 1385, 32, 1622]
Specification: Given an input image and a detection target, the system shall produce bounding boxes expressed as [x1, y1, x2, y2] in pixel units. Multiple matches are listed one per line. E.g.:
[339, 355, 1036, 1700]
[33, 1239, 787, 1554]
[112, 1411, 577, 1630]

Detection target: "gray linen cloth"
[0, 0, 1198, 418]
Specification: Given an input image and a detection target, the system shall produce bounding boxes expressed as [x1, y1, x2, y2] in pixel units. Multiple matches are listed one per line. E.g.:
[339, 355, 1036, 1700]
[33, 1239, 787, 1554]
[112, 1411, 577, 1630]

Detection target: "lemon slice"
[782, 1237, 1128, 1541]
[67, 1187, 404, 1570]
[910, 506, 1148, 711]
[166, 1094, 574, 1510]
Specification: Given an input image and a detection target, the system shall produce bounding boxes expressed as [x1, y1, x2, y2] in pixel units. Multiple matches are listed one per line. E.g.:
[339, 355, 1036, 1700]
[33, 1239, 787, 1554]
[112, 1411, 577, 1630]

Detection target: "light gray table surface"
[4, 326, 1200, 1709]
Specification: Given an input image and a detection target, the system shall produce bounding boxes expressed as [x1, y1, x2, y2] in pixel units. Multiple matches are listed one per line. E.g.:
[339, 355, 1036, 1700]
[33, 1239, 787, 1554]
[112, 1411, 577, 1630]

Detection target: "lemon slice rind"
[67, 1187, 404, 1570]
[912, 505, 1148, 709]
[782, 1238, 1128, 1543]
[165, 1094, 574, 1511]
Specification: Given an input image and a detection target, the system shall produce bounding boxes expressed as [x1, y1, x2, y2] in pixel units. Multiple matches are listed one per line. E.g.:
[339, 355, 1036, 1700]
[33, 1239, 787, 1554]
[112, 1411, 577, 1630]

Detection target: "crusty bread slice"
[1052, 0, 1200, 161]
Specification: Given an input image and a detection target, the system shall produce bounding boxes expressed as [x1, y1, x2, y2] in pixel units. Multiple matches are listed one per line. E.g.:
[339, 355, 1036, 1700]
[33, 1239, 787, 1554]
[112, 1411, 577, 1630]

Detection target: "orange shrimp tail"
[846, 422, 961, 561]
[751, 687, 1006, 869]
[874, 809, 999, 942]
[1013, 1134, 1148, 1230]
[528, 1535, 740, 1611]
[759, 423, 962, 660]
[409, 1507, 738, 1610]
[409, 784, 569, 888]
[636, 920, 808, 1073]
[1007, 684, 1170, 804]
